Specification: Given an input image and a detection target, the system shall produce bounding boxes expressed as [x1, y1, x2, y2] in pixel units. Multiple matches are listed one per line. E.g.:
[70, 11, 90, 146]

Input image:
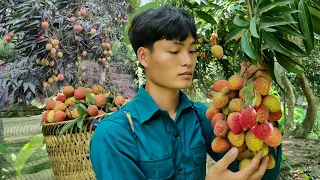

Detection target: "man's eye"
[190, 51, 196, 54]
[170, 51, 179, 54]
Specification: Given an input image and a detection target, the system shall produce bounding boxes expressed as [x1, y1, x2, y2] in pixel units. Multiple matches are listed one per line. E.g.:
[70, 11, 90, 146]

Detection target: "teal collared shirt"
[90, 85, 281, 180]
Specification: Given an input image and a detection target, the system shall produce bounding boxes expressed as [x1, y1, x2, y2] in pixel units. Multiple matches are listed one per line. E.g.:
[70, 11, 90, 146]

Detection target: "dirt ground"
[279, 138, 320, 180]
[206, 138, 320, 180]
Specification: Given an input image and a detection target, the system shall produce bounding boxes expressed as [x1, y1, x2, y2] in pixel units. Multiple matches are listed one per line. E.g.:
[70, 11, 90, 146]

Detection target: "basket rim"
[42, 113, 112, 126]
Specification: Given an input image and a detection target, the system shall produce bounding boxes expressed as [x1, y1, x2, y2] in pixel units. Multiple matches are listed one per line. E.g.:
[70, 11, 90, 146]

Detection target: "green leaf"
[274, 62, 285, 91]
[200, 0, 209, 5]
[274, 52, 304, 74]
[263, 50, 284, 91]
[231, 41, 241, 65]
[264, 28, 277, 32]
[277, 38, 306, 57]
[83, 92, 95, 105]
[262, 30, 296, 57]
[311, 0, 320, 9]
[77, 103, 88, 117]
[241, 30, 259, 61]
[242, 82, 255, 108]
[59, 118, 79, 136]
[298, 0, 315, 55]
[195, 11, 216, 25]
[274, 25, 304, 38]
[312, 16, 320, 35]
[23, 82, 28, 93]
[124, 2, 159, 45]
[31, 99, 44, 109]
[0, 144, 8, 155]
[233, 16, 249, 27]
[224, 28, 246, 45]
[13, 134, 44, 177]
[24, 20, 40, 28]
[263, 51, 277, 82]
[268, 6, 300, 15]
[250, 16, 259, 38]
[8, 12, 23, 18]
[77, 114, 88, 129]
[309, 6, 320, 19]
[27, 82, 36, 94]
[260, 16, 297, 29]
[259, 0, 292, 14]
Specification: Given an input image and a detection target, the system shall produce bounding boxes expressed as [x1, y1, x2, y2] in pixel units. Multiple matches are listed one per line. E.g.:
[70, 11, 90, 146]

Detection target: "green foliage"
[287, 39, 320, 97]
[278, 104, 320, 140]
[0, 134, 44, 179]
[0, 58, 43, 105]
[124, 0, 318, 96]
[124, 2, 159, 45]
[279, 106, 305, 126]
[0, 143, 8, 155]
[14, 134, 44, 177]
[0, 0, 130, 105]
[308, 109, 320, 140]
[0, 40, 13, 60]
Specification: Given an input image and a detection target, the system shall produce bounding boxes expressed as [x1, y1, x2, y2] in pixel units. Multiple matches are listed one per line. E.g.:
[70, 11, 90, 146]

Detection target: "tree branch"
[246, 0, 253, 19]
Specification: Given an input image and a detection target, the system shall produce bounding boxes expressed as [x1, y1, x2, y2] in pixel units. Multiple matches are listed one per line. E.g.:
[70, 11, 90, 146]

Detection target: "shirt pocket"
[189, 142, 207, 180]
[190, 141, 207, 165]
[139, 155, 174, 180]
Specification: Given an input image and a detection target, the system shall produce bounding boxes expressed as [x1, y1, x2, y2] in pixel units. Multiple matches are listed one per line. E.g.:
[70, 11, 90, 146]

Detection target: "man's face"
[143, 34, 197, 90]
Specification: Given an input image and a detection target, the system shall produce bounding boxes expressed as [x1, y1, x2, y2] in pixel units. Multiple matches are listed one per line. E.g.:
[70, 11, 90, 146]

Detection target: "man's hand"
[206, 147, 269, 180]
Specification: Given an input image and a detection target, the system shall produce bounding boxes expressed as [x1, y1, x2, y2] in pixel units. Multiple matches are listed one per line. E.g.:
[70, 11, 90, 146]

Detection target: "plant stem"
[246, 0, 253, 19]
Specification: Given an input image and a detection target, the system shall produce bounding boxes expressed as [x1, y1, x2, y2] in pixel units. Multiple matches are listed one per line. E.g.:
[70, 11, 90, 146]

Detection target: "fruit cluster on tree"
[0, 0, 133, 106]
[207, 56, 282, 170]
[174, 0, 319, 137]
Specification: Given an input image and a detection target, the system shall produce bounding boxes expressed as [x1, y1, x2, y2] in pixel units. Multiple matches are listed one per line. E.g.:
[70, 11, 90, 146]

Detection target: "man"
[90, 5, 282, 180]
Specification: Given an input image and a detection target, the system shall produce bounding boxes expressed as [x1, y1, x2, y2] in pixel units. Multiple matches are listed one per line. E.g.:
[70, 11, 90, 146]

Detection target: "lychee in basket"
[41, 85, 130, 180]
[42, 113, 109, 180]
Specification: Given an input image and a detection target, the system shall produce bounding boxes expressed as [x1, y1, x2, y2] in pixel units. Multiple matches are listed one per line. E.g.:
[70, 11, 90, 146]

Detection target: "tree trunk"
[293, 72, 317, 138]
[281, 74, 295, 137]
[291, 38, 318, 138]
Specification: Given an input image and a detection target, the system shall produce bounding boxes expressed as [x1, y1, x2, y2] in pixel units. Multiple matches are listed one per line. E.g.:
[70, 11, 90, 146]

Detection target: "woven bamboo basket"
[42, 113, 108, 180]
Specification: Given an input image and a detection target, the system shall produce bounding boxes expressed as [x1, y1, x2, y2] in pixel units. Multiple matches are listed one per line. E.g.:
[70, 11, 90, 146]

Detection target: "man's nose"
[181, 51, 195, 66]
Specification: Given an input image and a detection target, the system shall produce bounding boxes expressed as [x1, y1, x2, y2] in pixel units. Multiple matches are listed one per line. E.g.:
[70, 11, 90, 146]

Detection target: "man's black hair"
[128, 5, 197, 55]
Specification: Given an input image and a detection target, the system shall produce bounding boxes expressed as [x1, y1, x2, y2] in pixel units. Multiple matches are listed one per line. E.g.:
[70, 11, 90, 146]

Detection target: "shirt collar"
[133, 85, 193, 124]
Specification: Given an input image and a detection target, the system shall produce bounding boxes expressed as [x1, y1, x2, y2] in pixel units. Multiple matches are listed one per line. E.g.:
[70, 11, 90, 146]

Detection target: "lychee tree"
[0, 0, 132, 105]
[170, 0, 319, 137]
[124, 0, 319, 136]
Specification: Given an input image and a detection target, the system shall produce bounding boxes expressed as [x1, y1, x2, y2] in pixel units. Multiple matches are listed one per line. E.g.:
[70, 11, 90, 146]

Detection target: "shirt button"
[178, 168, 183, 174]
[174, 133, 180, 139]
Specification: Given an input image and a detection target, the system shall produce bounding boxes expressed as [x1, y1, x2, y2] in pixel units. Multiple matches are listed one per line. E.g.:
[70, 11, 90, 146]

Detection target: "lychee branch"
[246, 0, 253, 19]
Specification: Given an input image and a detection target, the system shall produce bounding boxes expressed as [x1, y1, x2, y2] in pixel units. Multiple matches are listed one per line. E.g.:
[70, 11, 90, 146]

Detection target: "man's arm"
[90, 119, 146, 180]
[194, 102, 226, 161]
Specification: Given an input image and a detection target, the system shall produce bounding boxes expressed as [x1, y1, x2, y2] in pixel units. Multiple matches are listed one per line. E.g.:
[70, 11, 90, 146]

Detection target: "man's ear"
[137, 47, 149, 68]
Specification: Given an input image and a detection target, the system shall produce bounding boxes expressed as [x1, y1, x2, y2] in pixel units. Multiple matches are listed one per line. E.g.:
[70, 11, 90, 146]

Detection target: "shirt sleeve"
[89, 119, 146, 180]
[193, 102, 225, 162]
[262, 142, 282, 180]
[195, 102, 282, 179]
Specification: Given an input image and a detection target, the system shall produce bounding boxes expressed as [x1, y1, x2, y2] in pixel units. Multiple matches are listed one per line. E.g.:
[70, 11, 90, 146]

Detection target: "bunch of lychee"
[207, 61, 282, 170]
[44, 38, 63, 59]
[2, 32, 14, 46]
[42, 84, 131, 124]
[39, 20, 64, 64]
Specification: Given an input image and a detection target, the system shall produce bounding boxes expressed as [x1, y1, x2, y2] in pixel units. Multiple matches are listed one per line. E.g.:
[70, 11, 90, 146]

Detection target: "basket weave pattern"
[42, 114, 107, 180]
